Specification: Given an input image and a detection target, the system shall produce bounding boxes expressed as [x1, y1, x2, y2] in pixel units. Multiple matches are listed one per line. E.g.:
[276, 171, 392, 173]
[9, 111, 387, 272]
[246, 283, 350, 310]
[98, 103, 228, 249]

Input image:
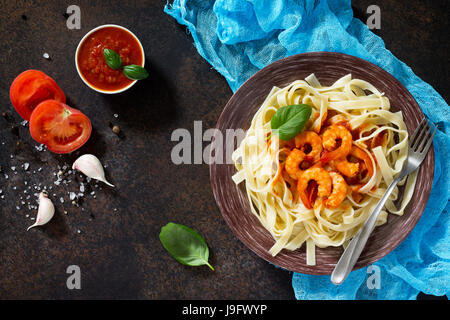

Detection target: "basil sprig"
[270, 104, 312, 141]
[123, 65, 149, 80]
[103, 49, 123, 70]
[159, 222, 214, 271]
[103, 48, 149, 80]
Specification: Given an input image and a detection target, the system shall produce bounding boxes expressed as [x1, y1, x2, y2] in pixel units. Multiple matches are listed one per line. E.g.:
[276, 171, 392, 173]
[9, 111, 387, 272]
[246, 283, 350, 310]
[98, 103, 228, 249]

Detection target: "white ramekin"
[75, 24, 145, 94]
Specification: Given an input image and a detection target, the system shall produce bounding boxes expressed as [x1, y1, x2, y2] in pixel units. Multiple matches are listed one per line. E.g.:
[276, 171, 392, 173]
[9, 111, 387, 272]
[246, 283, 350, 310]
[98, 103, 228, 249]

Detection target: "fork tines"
[410, 117, 437, 154]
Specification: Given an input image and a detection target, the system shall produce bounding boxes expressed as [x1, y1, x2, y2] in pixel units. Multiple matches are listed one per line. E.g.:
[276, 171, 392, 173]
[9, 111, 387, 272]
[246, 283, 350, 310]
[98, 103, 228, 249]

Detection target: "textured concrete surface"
[0, 0, 447, 299]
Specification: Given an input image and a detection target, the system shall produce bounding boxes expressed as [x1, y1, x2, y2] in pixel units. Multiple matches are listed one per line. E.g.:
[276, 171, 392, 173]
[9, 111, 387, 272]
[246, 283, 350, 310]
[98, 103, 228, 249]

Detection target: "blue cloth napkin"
[164, 0, 450, 299]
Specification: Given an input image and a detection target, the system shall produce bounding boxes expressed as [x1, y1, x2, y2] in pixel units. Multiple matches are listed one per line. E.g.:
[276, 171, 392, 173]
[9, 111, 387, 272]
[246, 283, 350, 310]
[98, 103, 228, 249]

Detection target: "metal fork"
[331, 117, 437, 285]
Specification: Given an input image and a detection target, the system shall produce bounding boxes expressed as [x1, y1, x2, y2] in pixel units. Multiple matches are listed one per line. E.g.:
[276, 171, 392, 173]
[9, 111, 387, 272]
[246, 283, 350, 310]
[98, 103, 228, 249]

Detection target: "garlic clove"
[72, 154, 114, 187]
[27, 192, 55, 231]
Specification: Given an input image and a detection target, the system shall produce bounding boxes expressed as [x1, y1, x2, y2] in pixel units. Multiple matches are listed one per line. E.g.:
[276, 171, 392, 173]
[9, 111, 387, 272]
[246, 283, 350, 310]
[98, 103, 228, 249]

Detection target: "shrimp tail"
[320, 150, 341, 163]
[299, 189, 312, 209]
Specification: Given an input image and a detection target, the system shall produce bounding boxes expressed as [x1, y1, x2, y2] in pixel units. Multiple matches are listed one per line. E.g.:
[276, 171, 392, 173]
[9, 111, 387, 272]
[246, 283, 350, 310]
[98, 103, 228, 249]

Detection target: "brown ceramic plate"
[210, 52, 434, 275]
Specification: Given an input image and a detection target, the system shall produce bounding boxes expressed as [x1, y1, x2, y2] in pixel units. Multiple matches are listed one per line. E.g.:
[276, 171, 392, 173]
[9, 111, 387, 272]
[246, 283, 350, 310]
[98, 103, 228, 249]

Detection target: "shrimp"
[320, 125, 353, 163]
[297, 167, 332, 209]
[332, 159, 359, 177]
[285, 148, 305, 180]
[294, 131, 323, 162]
[324, 172, 348, 209]
[351, 145, 374, 181]
[334, 145, 373, 179]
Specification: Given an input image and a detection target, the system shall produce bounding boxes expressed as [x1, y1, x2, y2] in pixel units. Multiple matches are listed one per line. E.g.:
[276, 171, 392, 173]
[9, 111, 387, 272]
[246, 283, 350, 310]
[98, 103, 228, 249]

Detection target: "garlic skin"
[27, 192, 55, 231]
[72, 154, 114, 187]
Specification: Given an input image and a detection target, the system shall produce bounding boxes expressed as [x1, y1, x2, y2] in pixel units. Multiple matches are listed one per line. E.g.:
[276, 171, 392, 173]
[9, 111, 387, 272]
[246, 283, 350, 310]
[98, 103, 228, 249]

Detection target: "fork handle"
[331, 176, 401, 285]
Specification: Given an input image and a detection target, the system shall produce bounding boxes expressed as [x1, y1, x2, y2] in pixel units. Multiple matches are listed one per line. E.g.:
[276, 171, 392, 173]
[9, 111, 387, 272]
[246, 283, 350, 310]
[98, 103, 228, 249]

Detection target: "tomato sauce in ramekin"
[76, 25, 144, 93]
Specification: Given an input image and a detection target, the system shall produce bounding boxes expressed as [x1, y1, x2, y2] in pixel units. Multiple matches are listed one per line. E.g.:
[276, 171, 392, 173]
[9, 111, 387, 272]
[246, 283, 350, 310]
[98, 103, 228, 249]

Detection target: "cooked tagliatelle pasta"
[231, 74, 417, 265]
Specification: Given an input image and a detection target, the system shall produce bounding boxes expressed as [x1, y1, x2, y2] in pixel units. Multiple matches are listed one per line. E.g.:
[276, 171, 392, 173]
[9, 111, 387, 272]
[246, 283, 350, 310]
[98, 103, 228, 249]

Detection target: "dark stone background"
[0, 0, 447, 300]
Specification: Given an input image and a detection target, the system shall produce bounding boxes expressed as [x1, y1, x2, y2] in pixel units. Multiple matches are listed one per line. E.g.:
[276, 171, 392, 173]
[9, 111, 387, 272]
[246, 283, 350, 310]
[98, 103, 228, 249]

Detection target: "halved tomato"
[10, 70, 66, 120]
[29, 100, 92, 154]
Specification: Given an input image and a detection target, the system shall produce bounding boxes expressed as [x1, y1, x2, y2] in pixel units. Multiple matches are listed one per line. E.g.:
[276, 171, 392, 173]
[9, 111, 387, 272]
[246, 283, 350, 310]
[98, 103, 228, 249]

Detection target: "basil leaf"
[159, 223, 214, 271]
[103, 48, 123, 70]
[270, 104, 312, 141]
[122, 65, 149, 80]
